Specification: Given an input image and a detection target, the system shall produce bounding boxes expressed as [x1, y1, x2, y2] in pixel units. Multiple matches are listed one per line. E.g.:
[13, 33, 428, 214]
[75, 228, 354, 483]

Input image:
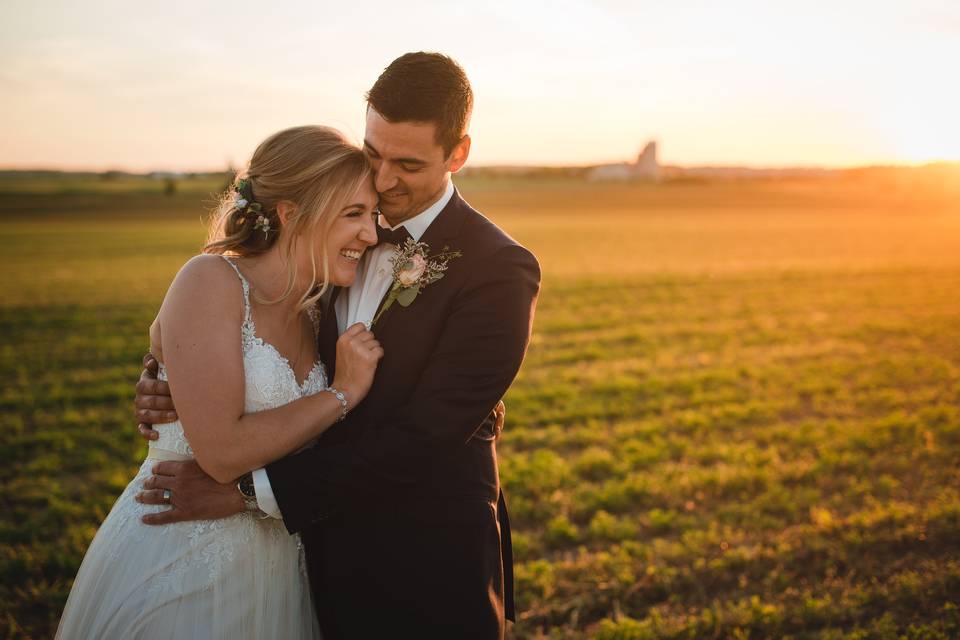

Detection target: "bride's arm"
[158, 255, 381, 484]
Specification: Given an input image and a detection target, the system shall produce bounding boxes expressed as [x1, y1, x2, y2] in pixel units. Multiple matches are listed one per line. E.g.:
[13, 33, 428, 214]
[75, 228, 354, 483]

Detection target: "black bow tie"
[376, 225, 412, 247]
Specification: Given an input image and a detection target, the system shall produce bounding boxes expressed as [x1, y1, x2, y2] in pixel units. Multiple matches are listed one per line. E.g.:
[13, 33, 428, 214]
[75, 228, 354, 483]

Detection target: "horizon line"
[3, 160, 960, 176]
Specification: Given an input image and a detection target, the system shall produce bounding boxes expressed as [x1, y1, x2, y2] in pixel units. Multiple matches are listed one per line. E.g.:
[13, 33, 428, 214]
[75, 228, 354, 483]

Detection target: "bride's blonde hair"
[205, 125, 371, 311]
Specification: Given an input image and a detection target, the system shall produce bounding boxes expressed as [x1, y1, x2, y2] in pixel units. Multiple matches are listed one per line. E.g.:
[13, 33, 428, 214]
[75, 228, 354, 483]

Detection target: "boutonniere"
[372, 238, 462, 325]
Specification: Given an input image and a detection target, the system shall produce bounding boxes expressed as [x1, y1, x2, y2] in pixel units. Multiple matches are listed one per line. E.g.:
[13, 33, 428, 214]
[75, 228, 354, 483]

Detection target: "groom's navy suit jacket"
[265, 190, 540, 639]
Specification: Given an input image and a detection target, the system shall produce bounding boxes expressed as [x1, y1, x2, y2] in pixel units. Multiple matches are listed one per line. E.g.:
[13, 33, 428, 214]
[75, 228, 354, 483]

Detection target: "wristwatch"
[236, 472, 259, 512]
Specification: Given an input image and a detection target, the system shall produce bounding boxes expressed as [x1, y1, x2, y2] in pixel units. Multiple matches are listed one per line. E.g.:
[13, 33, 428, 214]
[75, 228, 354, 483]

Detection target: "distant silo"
[588, 140, 661, 182]
[635, 141, 660, 180]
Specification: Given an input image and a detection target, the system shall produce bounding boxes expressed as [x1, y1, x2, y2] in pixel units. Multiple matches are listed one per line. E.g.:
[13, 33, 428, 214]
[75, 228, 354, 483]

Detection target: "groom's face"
[363, 108, 469, 227]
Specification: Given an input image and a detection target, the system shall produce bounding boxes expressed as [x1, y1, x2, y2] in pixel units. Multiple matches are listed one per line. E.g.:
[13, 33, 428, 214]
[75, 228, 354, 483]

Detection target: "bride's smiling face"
[317, 179, 379, 287]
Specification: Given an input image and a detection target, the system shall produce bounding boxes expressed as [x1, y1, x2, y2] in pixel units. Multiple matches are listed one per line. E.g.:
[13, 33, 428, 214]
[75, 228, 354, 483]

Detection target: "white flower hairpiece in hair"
[253, 214, 271, 238]
[233, 178, 270, 237]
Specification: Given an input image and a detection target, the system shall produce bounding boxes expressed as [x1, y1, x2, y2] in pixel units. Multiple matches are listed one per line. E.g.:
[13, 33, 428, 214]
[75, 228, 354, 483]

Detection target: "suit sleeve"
[265, 244, 541, 534]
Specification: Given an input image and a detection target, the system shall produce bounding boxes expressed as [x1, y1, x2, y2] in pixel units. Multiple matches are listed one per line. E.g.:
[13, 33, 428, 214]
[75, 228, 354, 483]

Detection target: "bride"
[56, 125, 382, 639]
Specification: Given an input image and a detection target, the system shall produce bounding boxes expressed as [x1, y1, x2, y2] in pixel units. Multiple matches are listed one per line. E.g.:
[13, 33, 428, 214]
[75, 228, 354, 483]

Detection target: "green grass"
[0, 173, 228, 196]
[2, 177, 959, 639]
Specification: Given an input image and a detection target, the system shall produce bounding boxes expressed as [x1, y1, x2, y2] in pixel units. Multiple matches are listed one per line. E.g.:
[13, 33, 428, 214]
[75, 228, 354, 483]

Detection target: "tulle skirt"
[56, 459, 321, 639]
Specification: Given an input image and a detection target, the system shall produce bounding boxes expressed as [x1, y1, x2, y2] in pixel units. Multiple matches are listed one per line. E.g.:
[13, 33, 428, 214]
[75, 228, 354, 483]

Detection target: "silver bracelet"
[325, 386, 348, 422]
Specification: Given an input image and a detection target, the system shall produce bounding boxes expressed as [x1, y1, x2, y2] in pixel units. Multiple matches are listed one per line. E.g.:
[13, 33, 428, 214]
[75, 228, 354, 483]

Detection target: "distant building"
[635, 141, 659, 179]
[588, 141, 661, 182]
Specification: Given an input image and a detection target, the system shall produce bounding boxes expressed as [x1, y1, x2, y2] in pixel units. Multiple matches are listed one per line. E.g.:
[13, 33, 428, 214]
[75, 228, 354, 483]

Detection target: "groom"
[134, 52, 540, 639]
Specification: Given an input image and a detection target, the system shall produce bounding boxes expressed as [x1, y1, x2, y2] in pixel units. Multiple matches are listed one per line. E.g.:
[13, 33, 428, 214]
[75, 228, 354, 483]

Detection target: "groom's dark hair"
[366, 52, 473, 157]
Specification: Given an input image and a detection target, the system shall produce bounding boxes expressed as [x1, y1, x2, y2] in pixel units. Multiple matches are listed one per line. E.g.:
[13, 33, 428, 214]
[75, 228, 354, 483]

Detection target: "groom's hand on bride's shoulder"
[135, 353, 178, 441]
[136, 460, 245, 525]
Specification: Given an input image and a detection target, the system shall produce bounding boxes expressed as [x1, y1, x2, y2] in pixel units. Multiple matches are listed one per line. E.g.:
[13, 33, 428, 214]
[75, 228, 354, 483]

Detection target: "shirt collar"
[381, 180, 455, 242]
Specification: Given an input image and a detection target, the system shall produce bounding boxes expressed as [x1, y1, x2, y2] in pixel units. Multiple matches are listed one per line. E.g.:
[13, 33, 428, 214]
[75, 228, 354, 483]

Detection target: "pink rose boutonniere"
[372, 238, 462, 325]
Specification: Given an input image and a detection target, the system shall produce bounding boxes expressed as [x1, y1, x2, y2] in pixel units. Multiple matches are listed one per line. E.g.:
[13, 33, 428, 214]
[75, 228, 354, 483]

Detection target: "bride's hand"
[332, 323, 384, 410]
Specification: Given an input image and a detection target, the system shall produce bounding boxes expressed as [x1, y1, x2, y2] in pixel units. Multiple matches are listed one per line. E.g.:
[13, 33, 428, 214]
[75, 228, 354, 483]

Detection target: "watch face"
[238, 474, 256, 498]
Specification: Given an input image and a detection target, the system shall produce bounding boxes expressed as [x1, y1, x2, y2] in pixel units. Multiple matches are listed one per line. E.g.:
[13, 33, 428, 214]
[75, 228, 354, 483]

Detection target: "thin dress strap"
[219, 256, 253, 327]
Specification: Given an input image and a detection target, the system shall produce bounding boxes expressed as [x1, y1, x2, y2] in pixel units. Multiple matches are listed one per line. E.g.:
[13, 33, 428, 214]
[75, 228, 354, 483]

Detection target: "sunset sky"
[2, 0, 958, 171]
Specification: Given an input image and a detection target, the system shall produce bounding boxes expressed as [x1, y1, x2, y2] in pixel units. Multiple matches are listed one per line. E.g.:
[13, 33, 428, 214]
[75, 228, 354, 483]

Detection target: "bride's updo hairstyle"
[205, 125, 371, 311]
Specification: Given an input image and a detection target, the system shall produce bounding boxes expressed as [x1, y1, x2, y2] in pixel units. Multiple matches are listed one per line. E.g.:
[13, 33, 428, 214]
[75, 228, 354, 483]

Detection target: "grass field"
[2, 175, 959, 638]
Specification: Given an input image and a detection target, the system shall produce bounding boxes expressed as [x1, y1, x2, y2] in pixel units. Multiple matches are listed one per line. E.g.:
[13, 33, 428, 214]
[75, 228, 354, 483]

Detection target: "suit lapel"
[416, 188, 468, 253]
[371, 281, 398, 328]
[319, 287, 341, 379]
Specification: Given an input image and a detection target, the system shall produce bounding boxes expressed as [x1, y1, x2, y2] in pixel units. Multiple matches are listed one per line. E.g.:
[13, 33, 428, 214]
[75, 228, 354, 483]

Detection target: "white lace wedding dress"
[56, 257, 324, 639]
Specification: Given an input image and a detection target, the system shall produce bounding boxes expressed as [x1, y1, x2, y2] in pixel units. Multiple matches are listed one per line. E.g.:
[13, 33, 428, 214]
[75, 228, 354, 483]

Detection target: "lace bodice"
[150, 256, 328, 458]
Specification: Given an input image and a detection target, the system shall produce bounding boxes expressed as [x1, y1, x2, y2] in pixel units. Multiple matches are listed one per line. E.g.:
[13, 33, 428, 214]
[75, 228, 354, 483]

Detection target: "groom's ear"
[447, 135, 471, 174]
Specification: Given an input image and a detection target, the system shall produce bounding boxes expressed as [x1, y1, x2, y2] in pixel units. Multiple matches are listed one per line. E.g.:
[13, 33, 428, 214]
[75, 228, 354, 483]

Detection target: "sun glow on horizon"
[1, 0, 958, 171]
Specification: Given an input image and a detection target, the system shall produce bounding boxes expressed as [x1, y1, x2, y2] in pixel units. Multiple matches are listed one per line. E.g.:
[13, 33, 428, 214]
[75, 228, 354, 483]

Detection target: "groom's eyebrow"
[363, 140, 427, 166]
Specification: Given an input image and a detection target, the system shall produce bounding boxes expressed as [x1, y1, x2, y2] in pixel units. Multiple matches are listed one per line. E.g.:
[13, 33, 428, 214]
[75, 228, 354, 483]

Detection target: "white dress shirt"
[252, 180, 455, 518]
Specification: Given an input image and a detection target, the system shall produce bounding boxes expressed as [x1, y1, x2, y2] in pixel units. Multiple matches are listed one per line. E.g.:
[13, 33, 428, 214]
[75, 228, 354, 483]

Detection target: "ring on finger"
[162, 489, 172, 503]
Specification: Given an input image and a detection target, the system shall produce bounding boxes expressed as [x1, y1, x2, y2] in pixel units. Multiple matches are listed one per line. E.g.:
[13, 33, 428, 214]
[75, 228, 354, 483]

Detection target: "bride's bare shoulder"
[158, 254, 244, 321]
[177, 252, 236, 278]
[172, 253, 240, 290]
[151, 255, 244, 362]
